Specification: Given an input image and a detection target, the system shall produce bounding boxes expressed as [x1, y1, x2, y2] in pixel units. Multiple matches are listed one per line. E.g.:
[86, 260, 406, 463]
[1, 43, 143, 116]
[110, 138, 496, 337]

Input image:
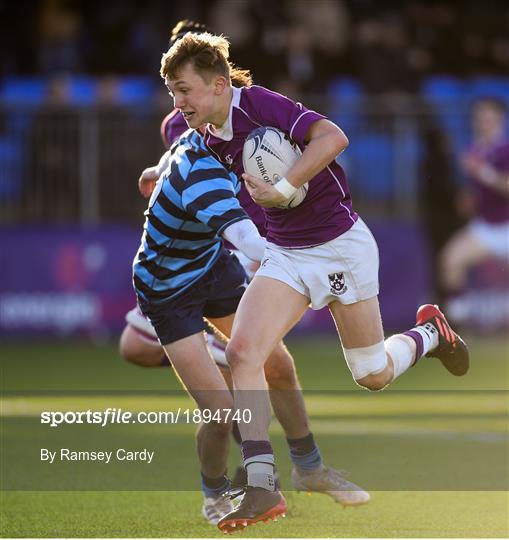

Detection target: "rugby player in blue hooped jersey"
[160, 32, 471, 532]
[121, 108, 232, 369]
[132, 127, 266, 524]
[121, 22, 230, 370]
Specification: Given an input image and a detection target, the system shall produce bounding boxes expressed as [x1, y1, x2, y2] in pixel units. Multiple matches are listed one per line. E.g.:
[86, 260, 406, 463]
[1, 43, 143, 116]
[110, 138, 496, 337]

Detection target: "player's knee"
[198, 415, 232, 438]
[118, 334, 138, 363]
[120, 348, 161, 367]
[343, 341, 389, 391]
[355, 371, 390, 392]
[225, 339, 262, 373]
[208, 417, 233, 437]
[118, 332, 164, 368]
[265, 362, 296, 390]
[264, 346, 298, 390]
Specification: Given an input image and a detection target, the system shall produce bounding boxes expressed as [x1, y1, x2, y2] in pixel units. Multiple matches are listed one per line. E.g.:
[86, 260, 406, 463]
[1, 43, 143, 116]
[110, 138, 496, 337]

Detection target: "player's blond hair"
[160, 32, 252, 88]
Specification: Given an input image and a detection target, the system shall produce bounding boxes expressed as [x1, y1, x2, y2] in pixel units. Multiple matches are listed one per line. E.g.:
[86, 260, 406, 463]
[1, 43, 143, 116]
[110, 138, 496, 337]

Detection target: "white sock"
[412, 323, 439, 354]
[245, 455, 275, 491]
[385, 335, 415, 381]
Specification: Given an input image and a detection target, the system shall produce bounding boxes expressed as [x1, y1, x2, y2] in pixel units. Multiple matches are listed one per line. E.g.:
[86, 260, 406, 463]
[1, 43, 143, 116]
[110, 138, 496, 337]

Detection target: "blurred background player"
[123, 18, 371, 514]
[439, 98, 509, 306]
[159, 32, 470, 531]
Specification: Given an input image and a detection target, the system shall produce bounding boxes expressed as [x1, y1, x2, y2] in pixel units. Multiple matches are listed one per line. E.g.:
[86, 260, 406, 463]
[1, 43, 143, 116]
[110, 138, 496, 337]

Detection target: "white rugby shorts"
[256, 217, 379, 310]
[469, 218, 509, 259]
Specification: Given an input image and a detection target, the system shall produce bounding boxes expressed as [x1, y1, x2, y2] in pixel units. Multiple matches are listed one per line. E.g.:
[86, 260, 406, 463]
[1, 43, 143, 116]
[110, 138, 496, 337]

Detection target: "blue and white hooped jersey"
[133, 129, 248, 302]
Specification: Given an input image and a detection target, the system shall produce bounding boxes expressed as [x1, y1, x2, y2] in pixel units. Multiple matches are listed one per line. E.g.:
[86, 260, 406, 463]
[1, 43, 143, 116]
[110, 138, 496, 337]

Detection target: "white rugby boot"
[291, 465, 370, 507]
[201, 493, 235, 525]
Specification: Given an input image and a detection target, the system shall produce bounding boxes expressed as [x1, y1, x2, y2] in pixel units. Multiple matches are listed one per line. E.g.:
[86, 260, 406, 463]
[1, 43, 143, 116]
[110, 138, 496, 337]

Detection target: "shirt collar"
[207, 86, 241, 141]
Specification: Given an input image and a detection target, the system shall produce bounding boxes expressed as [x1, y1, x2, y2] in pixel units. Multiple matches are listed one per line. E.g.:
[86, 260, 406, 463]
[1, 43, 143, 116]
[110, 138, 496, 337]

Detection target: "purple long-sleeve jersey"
[468, 139, 509, 224]
[203, 85, 358, 248]
[161, 108, 188, 149]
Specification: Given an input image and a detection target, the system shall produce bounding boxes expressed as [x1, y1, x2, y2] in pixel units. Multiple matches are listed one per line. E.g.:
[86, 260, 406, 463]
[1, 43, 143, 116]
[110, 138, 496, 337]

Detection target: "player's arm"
[183, 153, 266, 261]
[222, 219, 266, 262]
[477, 167, 509, 197]
[138, 151, 172, 198]
[243, 88, 348, 206]
[461, 151, 509, 197]
[284, 119, 348, 188]
[474, 163, 509, 197]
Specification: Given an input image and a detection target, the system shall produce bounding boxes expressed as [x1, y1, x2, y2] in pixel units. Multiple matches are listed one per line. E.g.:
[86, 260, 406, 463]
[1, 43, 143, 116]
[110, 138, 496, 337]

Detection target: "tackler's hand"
[138, 167, 159, 198]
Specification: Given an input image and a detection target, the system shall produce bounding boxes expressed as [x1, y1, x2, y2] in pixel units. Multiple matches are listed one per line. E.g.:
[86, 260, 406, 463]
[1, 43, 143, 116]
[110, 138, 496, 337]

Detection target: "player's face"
[472, 103, 504, 141]
[166, 63, 225, 129]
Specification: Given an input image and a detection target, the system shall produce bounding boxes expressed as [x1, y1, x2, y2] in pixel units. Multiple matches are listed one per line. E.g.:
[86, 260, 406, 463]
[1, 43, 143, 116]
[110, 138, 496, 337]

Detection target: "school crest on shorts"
[328, 272, 348, 296]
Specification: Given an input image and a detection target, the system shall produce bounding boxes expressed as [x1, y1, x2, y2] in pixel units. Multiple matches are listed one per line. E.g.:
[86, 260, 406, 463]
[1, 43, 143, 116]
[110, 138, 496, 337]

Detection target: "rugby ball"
[242, 127, 309, 208]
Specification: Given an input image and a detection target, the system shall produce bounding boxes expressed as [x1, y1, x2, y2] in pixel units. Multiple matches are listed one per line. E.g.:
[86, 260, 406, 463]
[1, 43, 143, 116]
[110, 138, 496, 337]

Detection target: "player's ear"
[214, 75, 227, 95]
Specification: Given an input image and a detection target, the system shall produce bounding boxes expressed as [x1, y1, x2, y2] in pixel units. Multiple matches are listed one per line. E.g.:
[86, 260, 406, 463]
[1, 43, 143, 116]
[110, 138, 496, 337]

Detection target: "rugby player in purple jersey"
[160, 32, 470, 532]
[440, 97, 509, 297]
[122, 20, 371, 526]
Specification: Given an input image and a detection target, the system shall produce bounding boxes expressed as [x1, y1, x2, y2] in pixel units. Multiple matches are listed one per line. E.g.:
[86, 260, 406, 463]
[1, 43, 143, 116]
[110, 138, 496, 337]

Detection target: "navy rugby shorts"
[138, 249, 247, 345]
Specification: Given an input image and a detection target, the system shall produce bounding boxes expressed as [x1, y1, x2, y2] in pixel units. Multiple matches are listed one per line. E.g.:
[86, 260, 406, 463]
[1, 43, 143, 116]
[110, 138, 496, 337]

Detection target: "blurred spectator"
[24, 75, 80, 221]
[291, 0, 351, 91]
[81, 1, 135, 73]
[285, 24, 314, 88]
[209, 0, 254, 48]
[293, 0, 350, 54]
[353, 13, 422, 94]
[270, 23, 315, 97]
[3, 0, 509, 88]
[94, 76, 161, 222]
[38, 0, 82, 74]
[96, 75, 121, 105]
[439, 98, 509, 299]
[236, 0, 288, 86]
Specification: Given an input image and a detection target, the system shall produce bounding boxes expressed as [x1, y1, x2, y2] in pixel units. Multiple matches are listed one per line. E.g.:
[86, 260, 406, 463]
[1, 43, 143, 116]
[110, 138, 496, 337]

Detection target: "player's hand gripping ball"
[242, 127, 309, 208]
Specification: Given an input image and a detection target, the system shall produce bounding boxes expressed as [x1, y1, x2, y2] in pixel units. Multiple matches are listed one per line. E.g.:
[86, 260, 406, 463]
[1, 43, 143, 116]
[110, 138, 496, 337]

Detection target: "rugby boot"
[217, 487, 287, 533]
[202, 494, 234, 525]
[416, 304, 469, 376]
[292, 465, 370, 507]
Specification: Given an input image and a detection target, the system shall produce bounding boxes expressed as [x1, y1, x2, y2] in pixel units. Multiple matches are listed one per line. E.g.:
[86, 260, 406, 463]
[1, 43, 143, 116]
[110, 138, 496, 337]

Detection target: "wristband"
[274, 177, 298, 199]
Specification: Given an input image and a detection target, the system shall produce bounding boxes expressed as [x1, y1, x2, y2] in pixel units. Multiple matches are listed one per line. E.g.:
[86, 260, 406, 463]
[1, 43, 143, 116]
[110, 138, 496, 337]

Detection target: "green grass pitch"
[1, 334, 508, 537]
